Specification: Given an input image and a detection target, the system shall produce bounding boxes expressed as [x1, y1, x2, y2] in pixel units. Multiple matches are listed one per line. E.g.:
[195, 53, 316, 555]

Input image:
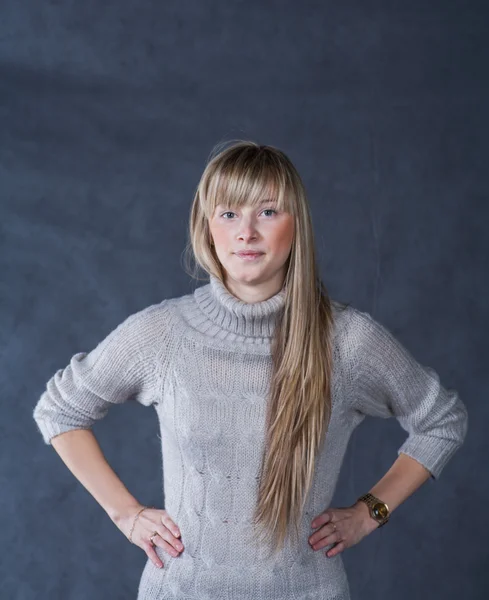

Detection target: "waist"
[138, 547, 350, 600]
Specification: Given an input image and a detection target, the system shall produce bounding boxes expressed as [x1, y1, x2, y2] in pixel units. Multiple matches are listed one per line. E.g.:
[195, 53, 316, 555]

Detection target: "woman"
[33, 140, 468, 600]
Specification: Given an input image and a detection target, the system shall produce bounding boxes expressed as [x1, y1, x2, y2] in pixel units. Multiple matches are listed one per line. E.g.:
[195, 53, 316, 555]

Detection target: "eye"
[220, 208, 277, 219]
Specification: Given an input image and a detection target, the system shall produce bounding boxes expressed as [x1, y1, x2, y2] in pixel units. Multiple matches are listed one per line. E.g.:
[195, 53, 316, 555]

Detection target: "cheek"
[273, 219, 295, 251]
[209, 226, 229, 246]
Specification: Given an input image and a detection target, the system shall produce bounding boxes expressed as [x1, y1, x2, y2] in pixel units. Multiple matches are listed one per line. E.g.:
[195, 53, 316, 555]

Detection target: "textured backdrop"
[1, 1, 487, 598]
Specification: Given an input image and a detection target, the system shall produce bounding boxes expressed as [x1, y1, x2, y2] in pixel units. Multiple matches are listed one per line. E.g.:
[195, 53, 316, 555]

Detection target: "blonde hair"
[183, 140, 343, 556]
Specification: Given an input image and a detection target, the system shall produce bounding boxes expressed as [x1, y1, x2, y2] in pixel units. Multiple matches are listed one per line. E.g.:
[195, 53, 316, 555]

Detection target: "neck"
[223, 272, 286, 303]
[192, 273, 287, 340]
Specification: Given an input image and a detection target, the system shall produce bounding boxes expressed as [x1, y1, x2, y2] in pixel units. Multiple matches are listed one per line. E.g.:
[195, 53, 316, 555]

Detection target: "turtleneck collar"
[193, 273, 286, 339]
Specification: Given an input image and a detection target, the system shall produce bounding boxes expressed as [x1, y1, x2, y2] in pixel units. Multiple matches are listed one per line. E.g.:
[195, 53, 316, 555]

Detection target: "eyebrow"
[218, 198, 277, 208]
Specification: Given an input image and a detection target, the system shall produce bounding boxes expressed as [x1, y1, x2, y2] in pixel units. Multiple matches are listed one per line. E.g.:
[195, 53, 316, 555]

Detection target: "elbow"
[33, 391, 99, 446]
[447, 391, 469, 449]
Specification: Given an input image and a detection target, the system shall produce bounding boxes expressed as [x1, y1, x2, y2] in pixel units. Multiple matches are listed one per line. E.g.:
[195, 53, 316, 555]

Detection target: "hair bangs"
[202, 148, 296, 219]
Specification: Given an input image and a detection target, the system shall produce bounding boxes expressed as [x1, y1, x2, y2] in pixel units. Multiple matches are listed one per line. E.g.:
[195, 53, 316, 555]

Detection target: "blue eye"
[221, 209, 277, 219]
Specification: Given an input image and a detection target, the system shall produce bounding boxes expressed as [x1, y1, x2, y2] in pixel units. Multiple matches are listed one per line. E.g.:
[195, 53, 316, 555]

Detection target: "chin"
[228, 271, 268, 284]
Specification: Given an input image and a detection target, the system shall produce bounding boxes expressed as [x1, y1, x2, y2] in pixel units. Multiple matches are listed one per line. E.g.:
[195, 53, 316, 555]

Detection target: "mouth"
[234, 252, 264, 261]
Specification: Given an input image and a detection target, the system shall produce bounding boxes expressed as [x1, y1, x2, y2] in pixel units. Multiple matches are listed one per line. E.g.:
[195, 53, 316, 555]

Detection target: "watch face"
[372, 502, 388, 519]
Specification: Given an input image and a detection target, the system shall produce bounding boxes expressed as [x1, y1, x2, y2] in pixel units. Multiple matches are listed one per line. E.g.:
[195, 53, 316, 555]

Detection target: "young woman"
[33, 140, 468, 600]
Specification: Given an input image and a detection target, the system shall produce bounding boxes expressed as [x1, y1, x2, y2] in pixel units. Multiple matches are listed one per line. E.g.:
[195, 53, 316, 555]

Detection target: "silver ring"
[150, 531, 158, 545]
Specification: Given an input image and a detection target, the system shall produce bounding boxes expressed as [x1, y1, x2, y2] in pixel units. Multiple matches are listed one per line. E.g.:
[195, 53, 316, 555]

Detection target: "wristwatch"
[357, 492, 390, 528]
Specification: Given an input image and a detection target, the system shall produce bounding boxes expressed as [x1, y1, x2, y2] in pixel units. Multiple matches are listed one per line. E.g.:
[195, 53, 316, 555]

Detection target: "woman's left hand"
[308, 501, 379, 558]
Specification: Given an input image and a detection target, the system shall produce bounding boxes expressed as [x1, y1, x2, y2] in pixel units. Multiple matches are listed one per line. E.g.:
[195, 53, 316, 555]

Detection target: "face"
[208, 198, 295, 299]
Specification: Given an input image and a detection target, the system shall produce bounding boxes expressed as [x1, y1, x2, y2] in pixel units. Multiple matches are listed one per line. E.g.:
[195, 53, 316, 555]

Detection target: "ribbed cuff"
[34, 419, 91, 445]
[398, 435, 463, 480]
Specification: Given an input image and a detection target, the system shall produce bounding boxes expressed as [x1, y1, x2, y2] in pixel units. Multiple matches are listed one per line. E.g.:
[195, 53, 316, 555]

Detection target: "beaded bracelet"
[128, 506, 153, 543]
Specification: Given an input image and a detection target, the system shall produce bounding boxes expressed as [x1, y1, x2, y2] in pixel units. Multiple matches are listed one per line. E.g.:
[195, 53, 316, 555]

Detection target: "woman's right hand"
[116, 505, 185, 568]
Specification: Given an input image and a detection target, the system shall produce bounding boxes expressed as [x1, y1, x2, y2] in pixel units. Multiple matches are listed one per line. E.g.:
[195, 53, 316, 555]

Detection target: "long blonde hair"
[183, 140, 340, 555]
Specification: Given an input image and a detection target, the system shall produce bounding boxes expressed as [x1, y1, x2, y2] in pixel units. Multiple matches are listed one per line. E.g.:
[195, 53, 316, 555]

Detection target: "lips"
[234, 251, 265, 262]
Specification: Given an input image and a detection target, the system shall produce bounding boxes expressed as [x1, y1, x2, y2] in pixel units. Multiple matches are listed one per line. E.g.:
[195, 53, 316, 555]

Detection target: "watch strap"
[357, 492, 390, 528]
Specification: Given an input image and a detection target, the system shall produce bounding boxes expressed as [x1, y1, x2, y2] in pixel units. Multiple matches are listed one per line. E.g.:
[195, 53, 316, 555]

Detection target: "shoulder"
[122, 283, 198, 325]
[112, 283, 210, 345]
[116, 299, 171, 330]
[124, 287, 201, 339]
[102, 296, 182, 352]
[332, 303, 416, 379]
[330, 301, 389, 354]
[330, 301, 370, 337]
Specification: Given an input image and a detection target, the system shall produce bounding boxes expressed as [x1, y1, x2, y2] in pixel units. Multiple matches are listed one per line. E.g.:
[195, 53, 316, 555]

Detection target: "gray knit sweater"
[33, 274, 468, 600]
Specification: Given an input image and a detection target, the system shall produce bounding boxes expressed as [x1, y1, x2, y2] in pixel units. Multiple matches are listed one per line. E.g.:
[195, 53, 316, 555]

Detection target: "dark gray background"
[1, 1, 487, 598]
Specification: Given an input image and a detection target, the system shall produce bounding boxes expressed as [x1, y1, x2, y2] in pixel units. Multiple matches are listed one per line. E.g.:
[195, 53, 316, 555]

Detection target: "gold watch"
[357, 492, 390, 528]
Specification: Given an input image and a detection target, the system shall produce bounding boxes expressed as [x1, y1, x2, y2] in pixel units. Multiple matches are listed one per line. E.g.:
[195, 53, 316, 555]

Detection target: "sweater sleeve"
[347, 308, 468, 480]
[33, 303, 166, 445]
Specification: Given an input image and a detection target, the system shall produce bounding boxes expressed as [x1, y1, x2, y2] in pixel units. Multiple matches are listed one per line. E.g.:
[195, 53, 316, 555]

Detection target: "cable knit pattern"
[33, 275, 468, 600]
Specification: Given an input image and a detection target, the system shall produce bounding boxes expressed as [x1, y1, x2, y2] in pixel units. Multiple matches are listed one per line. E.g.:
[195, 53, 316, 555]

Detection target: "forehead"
[205, 175, 293, 220]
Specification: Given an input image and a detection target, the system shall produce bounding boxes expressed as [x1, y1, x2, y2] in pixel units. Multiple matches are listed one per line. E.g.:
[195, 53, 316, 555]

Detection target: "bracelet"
[128, 506, 150, 543]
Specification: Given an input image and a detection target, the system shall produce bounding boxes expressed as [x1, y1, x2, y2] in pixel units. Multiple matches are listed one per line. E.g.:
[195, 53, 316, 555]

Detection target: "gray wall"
[1, 2, 486, 598]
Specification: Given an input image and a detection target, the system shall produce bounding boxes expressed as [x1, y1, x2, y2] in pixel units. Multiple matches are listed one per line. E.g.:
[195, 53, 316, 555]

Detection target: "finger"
[310, 527, 341, 551]
[311, 511, 331, 529]
[161, 513, 181, 538]
[326, 540, 346, 558]
[152, 535, 181, 557]
[143, 540, 164, 569]
[309, 520, 337, 545]
[157, 520, 185, 552]
[153, 525, 185, 555]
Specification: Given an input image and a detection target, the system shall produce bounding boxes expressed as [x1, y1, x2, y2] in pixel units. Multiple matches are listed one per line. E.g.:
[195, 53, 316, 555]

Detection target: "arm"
[354, 453, 431, 532]
[50, 428, 185, 569]
[347, 308, 468, 528]
[348, 308, 468, 481]
[33, 301, 180, 563]
[33, 303, 168, 444]
[32, 305, 168, 533]
[50, 428, 143, 527]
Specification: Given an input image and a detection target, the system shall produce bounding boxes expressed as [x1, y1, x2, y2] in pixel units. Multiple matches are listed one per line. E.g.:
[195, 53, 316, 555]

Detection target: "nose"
[237, 218, 259, 242]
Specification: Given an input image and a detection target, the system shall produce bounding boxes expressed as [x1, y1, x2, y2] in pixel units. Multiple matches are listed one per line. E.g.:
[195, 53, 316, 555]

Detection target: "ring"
[332, 523, 337, 532]
[149, 531, 158, 545]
